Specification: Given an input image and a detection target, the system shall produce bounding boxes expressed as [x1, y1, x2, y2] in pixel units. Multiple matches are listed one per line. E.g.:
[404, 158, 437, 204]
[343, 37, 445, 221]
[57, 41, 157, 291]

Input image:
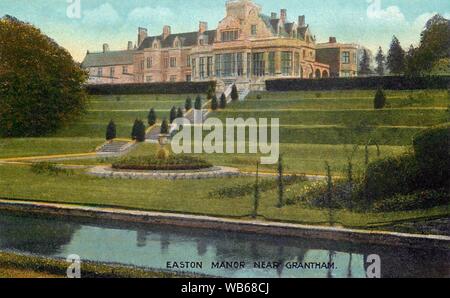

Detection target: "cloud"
[82, 3, 121, 26]
[366, 0, 405, 23]
[127, 6, 175, 25]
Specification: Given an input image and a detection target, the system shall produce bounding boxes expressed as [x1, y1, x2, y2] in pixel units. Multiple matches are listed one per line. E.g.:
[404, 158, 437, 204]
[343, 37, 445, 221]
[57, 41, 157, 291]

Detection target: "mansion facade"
[82, 0, 359, 90]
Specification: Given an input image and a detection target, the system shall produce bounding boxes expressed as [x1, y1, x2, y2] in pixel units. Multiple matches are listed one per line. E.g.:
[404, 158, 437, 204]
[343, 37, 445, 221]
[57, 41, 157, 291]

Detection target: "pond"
[0, 211, 448, 278]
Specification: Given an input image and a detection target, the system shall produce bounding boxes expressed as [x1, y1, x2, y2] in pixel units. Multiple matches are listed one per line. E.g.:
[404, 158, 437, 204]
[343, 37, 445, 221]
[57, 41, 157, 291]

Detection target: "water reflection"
[0, 211, 448, 278]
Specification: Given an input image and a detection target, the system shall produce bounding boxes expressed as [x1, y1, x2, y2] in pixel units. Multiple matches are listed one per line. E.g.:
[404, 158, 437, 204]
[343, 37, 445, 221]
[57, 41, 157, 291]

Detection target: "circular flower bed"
[112, 155, 213, 171]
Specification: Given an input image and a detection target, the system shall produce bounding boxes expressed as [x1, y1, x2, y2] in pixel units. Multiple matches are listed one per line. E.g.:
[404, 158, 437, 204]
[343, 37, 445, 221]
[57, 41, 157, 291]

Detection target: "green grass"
[0, 252, 186, 278]
[0, 164, 448, 228]
[0, 138, 102, 159]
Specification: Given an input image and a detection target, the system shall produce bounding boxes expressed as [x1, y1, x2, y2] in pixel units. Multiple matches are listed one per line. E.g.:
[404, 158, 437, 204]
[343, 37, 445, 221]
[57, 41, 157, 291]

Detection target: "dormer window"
[221, 30, 239, 42]
[251, 25, 257, 36]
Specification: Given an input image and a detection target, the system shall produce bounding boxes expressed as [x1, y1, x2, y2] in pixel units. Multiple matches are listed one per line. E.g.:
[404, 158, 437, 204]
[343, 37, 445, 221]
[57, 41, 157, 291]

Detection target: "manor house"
[81, 0, 358, 90]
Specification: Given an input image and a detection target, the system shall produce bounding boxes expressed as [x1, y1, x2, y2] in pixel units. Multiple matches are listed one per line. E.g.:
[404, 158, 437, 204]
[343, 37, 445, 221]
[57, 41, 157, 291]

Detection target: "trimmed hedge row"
[266, 76, 450, 91]
[86, 81, 216, 95]
[112, 155, 213, 171]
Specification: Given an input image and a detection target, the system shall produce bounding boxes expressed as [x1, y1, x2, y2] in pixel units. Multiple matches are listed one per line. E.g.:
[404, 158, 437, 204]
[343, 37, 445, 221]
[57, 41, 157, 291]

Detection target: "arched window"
[322, 70, 329, 78]
[315, 69, 321, 79]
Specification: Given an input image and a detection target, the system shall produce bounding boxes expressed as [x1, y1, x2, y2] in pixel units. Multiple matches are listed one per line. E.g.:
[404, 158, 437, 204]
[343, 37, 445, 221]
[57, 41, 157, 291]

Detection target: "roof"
[81, 50, 134, 68]
[138, 30, 217, 50]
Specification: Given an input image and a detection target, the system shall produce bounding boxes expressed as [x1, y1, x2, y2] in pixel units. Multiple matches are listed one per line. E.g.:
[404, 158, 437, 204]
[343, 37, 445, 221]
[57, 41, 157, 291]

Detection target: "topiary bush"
[231, 84, 239, 101]
[220, 93, 227, 109]
[147, 108, 157, 126]
[211, 95, 218, 111]
[131, 119, 146, 142]
[105, 120, 116, 141]
[413, 123, 450, 189]
[374, 87, 386, 109]
[194, 95, 202, 110]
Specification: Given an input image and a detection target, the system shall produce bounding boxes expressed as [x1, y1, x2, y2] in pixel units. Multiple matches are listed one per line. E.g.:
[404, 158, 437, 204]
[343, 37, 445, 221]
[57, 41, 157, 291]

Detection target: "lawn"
[0, 164, 448, 228]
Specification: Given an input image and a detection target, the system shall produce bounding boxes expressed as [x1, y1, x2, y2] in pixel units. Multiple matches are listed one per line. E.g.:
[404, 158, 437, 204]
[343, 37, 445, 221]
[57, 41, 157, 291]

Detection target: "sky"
[1, 0, 449, 62]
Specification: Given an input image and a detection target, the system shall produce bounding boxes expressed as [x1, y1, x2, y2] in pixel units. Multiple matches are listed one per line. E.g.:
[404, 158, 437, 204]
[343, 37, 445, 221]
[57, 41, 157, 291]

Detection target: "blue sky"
[1, 0, 449, 62]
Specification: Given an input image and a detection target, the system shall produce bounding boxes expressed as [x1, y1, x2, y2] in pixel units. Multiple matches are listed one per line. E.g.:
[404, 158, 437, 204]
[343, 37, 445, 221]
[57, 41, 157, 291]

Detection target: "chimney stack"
[199, 21, 208, 34]
[163, 25, 171, 39]
[280, 9, 287, 23]
[271, 12, 277, 19]
[127, 41, 133, 50]
[329, 37, 337, 43]
[298, 15, 305, 27]
[103, 43, 109, 53]
[138, 27, 148, 46]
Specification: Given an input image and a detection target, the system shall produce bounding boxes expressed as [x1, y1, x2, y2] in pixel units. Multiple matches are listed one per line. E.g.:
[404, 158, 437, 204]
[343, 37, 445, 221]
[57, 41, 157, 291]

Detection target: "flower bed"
[112, 155, 213, 171]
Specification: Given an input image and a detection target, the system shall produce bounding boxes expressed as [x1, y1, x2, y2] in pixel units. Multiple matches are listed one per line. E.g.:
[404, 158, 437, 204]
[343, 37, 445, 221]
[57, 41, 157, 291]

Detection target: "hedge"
[266, 76, 450, 91]
[86, 81, 216, 95]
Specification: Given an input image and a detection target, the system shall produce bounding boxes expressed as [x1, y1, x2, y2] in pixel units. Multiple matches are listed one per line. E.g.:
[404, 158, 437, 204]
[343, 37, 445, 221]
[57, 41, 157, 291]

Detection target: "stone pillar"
[275, 51, 281, 76]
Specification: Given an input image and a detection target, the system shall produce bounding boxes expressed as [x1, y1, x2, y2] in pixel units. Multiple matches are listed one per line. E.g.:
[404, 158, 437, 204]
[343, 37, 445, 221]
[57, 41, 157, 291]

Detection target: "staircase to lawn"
[96, 140, 136, 155]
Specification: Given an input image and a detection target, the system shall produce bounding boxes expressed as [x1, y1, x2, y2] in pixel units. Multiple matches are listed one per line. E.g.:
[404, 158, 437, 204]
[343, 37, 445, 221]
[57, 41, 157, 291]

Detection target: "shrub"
[373, 189, 449, 212]
[194, 95, 202, 110]
[160, 119, 169, 134]
[131, 119, 146, 142]
[169, 106, 177, 123]
[0, 16, 87, 137]
[176, 107, 184, 119]
[413, 123, 450, 189]
[105, 120, 116, 141]
[256, 94, 262, 100]
[211, 95, 218, 111]
[265, 76, 450, 91]
[185, 97, 192, 111]
[112, 155, 212, 171]
[231, 84, 239, 101]
[220, 93, 227, 109]
[86, 81, 216, 95]
[147, 108, 156, 126]
[374, 88, 386, 109]
[30, 162, 73, 176]
[361, 154, 419, 202]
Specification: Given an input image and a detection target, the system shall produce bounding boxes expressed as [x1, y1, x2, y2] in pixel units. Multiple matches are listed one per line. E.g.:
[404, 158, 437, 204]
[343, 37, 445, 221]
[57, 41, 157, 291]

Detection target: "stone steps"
[96, 141, 135, 155]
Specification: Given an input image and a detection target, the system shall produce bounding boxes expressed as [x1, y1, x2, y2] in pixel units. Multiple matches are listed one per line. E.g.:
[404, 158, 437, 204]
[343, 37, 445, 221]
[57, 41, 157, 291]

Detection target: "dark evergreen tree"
[220, 93, 227, 109]
[374, 87, 386, 110]
[387, 36, 405, 74]
[375, 47, 385, 76]
[359, 49, 371, 76]
[231, 84, 239, 101]
[160, 118, 169, 134]
[185, 96, 192, 111]
[105, 120, 116, 141]
[211, 95, 218, 110]
[206, 85, 215, 100]
[176, 107, 184, 119]
[131, 119, 138, 140]
[277, 155, 284, 208]
[147, 108, 157, 126]
[169, 106, 177, 123]
[134, 120, 146, 142]
[194, 95, 202, 110]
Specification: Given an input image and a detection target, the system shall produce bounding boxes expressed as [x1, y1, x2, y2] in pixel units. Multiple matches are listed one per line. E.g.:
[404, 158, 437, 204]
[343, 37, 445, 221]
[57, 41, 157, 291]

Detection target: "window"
[170, 76, 177, 82]
[207, 56, 213, 77]
[268, 52, 275, 75]
[110, 67, 115, 78]
[97, 68, 103, 77]
[294, 52, 300, 76]
[215, 55, 221, 77]
[281, 51, 292, 76]
[147, 57, 152, 68]
[221, 30, 239, 42]
[170, 57, 177, 68]
[251, 25, 257, 36]
[199, 57, 206, 79]
[122, 66, 128, 74]
[164, 58, 169, 68]
[237, 53, 243, 76]
[140, 60, 145, 70]
[192, 58, 197, 77]
[247, 53, 251, 78]
[146, 76, 152, 82]
[187, 55, 191, 67]
[252, 52, 265, 77]
[342, 51, 350, 64]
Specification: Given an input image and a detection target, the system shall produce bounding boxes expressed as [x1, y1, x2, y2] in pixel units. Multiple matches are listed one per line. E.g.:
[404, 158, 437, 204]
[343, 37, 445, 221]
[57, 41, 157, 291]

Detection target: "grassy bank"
[0, 252, 185, 278]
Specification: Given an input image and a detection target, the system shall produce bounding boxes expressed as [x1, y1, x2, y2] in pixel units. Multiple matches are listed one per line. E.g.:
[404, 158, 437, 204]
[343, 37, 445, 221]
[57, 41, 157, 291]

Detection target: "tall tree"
[105, 120, 116, 141]
[147, 108, 157, 126]
[169, 106, 177, 123]
[359, 49, 371, 76]
[387, 36, 405, 74]
[375, 47, 385, 76]
[0, 16, 87, 137]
